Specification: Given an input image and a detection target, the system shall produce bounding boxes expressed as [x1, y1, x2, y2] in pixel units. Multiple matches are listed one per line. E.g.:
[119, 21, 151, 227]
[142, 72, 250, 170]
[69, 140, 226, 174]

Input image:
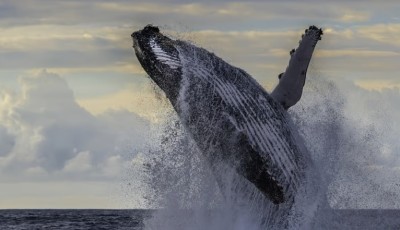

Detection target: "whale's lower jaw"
[132, 25, 311, 206]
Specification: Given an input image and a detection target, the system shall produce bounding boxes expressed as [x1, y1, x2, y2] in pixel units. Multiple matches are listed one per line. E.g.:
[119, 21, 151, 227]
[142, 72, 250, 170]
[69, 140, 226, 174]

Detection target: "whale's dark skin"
[131, 25, 322, 205]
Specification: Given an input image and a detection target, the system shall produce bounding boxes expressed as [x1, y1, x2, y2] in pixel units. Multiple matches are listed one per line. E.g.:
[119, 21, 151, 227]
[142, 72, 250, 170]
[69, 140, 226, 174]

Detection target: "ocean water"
[1, 209, 400, 229]
[0, 209, 152, 230]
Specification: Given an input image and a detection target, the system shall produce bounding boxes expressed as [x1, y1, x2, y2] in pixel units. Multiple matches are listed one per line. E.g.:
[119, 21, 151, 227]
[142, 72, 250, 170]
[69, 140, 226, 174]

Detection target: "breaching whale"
[131, 25, 323, 205]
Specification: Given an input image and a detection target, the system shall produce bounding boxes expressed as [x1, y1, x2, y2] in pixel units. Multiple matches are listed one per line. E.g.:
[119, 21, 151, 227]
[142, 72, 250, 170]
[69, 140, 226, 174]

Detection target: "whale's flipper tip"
[306, 25, 323, 43]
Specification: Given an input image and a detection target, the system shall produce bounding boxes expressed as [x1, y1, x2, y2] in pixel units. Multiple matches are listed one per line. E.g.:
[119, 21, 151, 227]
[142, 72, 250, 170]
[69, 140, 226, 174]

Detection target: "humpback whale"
[131, 25, 323, 205]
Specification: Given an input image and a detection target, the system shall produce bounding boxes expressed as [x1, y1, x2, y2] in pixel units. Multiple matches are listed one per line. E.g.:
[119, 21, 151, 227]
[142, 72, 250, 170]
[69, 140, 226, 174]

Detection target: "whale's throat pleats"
[173, 43, 305, 204]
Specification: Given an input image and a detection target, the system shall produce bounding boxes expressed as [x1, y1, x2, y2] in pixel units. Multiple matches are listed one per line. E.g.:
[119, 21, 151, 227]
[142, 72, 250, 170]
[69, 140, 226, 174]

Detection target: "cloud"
[0, 22, 138, 71]
[316, 49, 400, 58]
[338, 10, 370, 23]
[77, 82, 154, 115]
[63, 151, 93, 173]
[0, 1, 389, 29]
[356, 23, 400, 47]
[0, 126, 15, 156]
[0, 70, 150, 181]
[166, 27, 398, 91]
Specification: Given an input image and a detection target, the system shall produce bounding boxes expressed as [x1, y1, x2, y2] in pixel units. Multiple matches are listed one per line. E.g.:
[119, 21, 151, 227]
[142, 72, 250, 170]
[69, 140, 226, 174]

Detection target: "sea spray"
[292, 75, 382, 209]
[139, 87, 327, 229]
[137, 74, 396, 229]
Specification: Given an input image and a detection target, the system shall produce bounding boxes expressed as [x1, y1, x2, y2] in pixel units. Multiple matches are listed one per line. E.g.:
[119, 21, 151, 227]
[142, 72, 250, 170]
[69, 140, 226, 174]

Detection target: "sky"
[0, 0, 399, 209]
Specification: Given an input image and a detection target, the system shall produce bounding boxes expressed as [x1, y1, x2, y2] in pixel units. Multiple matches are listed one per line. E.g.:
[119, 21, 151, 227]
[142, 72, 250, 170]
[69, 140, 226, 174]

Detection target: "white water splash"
[131, 73, 400, 229]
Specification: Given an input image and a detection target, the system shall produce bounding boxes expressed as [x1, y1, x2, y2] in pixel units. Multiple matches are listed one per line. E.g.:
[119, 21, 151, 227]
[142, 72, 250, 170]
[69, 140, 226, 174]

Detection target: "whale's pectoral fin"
[271, 26, 323, 110]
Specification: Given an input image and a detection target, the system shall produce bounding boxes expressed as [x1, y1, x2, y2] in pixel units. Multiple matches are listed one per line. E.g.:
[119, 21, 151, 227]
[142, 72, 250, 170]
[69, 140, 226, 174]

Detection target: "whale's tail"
[271, 26, 323, 110]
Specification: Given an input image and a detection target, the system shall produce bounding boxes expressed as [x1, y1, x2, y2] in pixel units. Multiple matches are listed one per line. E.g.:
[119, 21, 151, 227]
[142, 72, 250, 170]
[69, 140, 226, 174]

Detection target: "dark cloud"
[0, 0, 395, 29]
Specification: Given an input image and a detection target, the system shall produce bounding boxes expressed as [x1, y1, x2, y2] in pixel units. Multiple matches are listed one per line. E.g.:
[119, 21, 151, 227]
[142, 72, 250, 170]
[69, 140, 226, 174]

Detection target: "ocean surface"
[1, 209, 400, 229]
[0, 209, 152, 230]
